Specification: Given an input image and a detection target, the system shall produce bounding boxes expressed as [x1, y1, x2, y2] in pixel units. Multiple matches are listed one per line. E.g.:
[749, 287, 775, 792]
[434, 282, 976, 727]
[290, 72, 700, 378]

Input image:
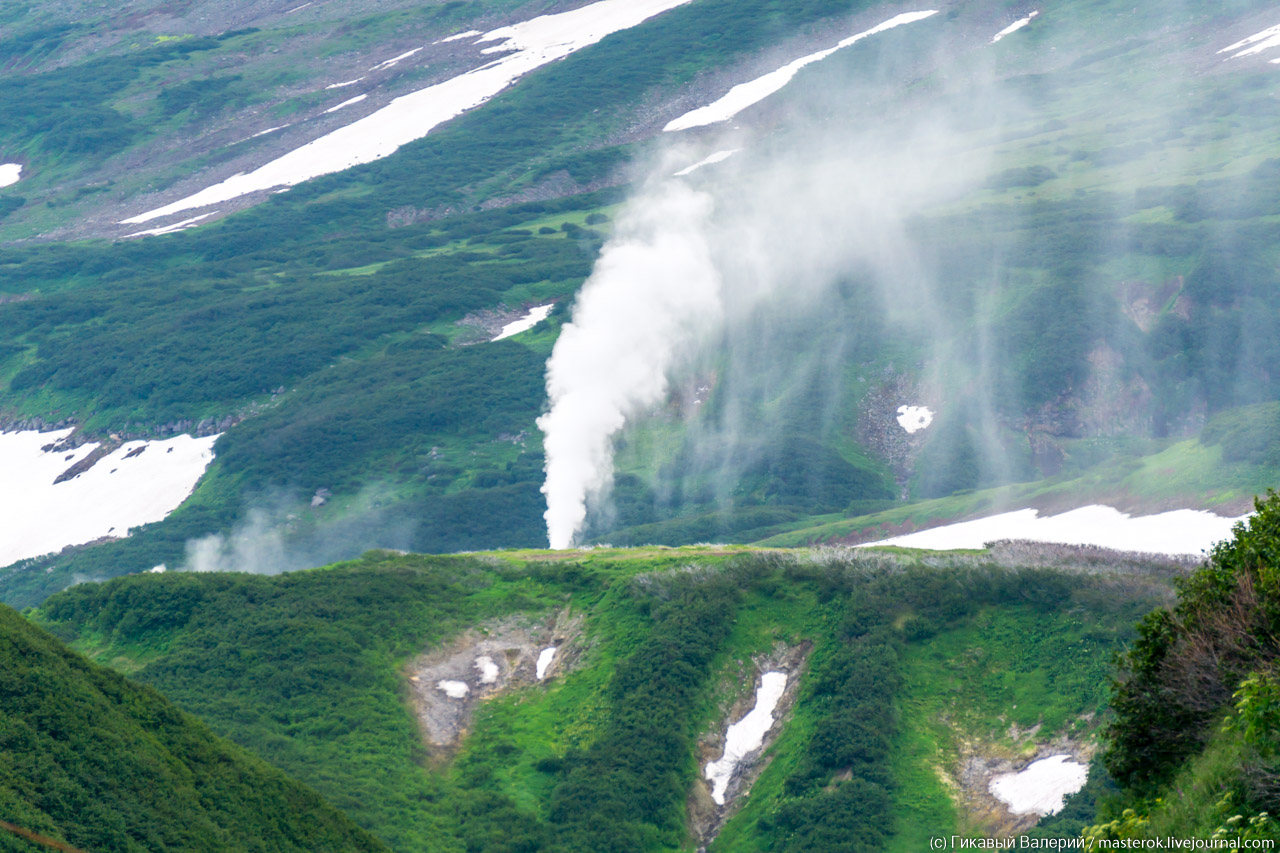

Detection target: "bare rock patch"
[406, 608, 582, 752]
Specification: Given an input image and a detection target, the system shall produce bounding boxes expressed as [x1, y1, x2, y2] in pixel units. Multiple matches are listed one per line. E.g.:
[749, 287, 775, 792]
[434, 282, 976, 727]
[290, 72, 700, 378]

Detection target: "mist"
[539, 0, 1280, 547]
[184, 487, 415, 574]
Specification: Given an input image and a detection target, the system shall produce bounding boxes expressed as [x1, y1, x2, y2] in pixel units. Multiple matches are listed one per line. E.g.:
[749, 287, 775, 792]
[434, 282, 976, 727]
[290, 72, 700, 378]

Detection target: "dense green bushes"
[34, 548, 1164, 851]
[1104, 491, 1280, 826]
[546, 569, 743, 851]
[0, 603, 387, 852]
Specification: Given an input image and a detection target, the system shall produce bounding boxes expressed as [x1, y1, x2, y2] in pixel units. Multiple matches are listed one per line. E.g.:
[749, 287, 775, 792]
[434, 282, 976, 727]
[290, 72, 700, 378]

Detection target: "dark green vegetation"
[1092, 491, 1280, 843]
[34, 547, 1168, 851]
[0, 602, 387, 853]
[3, 0, 1280, 602]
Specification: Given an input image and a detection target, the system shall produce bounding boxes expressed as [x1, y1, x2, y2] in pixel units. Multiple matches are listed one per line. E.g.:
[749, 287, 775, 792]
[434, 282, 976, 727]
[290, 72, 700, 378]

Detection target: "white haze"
[184, 487, 413, 574]
[539, 108, 986, 546]
[538, 180, 722, 549]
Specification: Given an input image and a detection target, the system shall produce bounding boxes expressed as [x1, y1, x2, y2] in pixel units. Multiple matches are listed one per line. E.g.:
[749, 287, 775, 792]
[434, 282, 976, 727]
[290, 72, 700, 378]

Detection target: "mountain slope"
[0, 602, 387, 853]
[33, 544, 1177, 850]
[3, 0, 1280, 604]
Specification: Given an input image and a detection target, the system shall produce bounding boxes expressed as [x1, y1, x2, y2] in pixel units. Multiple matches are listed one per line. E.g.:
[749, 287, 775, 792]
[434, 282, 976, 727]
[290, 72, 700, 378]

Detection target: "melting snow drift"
[705, 672, 787, 805]
[0, 163, 20, 187]
[536, 646, 557, 680]
[324, 94, 368, 113]
[673, 148, 741, 176]
[0, 430, 218, 566]
[896, 404, 933, 433]
[991, 11, 1038, 43]
[664, 11, 937, 132]
[122, 211, 217, 238]
[475, 655, 500, 683]
[1219, 23, 1280, 60]
[989, 755, 1088, 816]
[437, 679, 470, 698]
[121, 0, 693, 225]
[861, 505, 1246, 556]
[492, 304, 553, 340]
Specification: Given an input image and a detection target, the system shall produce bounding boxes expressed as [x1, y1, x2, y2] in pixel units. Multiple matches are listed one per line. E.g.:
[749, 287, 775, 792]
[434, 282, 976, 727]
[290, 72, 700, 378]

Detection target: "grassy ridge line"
[34, 546, 1174, 851]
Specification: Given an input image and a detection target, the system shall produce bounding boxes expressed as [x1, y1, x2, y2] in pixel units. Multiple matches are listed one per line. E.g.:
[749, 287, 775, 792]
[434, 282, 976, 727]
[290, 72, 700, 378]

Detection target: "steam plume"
[538, 180, 721, 548]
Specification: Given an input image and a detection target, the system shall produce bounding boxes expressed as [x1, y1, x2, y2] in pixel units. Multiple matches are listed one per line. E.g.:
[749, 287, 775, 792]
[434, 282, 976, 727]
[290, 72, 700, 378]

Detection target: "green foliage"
[1201, 402, 1280, 467]
[1103, 490, 1280, 830]
[0, 38, 220, 157]
[36, 549, 1167, 853]
[158, 75, 251, 119]
[546, 569, 743, 851]
[0, 603, 385, 852]
[985, 165, 1057, 189]
[38, 554, 554, 851]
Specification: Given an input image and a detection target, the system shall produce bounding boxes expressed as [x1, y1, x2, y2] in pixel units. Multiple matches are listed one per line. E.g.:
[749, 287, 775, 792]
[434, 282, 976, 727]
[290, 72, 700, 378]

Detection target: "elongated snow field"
[536, 647, 557, 680]
[991, 11, 1038, 44]
[1219, 23, 1280, 59]
[492, 304, 554, 340]
[123, 211, 217, 238]
[860, 505, 1245, 556]
[673, 148, 741, 176]
[0, 163, 21, 187]
[0, 430, 218, 566]
[705, 671, 787, 805]
[989, 755, 1088, 816]
[122, 0, 693, 226]
[324, 94, 368, 113]
[664, 11, 937, 132]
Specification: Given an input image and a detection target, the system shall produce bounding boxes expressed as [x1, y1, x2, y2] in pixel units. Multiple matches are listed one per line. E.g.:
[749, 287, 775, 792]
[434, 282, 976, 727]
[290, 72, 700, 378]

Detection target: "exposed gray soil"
[405, 608, 582, 752]
[689, 642, 811, 850]
[949, 728, 1096, 836]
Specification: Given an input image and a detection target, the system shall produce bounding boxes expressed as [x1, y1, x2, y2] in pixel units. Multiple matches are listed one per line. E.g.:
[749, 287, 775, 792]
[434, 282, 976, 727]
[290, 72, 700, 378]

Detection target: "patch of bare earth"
[688, 642, 811, 850]
[405, 608, 582, 754]
[944, 725, 1095, 836]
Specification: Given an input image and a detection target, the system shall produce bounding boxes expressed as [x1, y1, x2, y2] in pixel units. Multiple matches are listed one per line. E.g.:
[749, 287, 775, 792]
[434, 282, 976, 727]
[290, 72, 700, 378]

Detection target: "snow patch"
[1219, 23, 1280, 59]
[492, 304, 553, 340]
[536, 646, 557, 680]
[122, 211, 217, 238]
[0, 430, 218, 567]
[438, 30, 483, 44]
[705, 672, 787, 805]
[437, 680, 470, 698]
[0, 163, 20, 187]
[991, 11, 1038, 44]
[324, 94, 367, 113]
[475, 655, 500, 684]
[896, 404, 933, 433]
[370, 46, 424, 71]
[989, 755, 1088, 816]
[859, 505, 1246, 556]
[325, 77, 365, 90]
[664, 11, 937, 132]
[121, 0, 693, 225]
[673, 148, 741, 176]
[250, 125, 288, 138]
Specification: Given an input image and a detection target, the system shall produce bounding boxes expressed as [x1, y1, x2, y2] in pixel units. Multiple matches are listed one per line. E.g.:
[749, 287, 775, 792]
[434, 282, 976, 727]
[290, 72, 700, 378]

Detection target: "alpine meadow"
[3, 0, 1280, 850]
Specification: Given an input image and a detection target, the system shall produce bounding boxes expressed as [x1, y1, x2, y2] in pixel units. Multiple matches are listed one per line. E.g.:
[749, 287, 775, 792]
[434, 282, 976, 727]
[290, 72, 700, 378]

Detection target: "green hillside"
[1085, 491, 1280, 845]
[0, 602, 387, 853]
[35, 545, 1176, 851]
[2, 0, 1279, 607]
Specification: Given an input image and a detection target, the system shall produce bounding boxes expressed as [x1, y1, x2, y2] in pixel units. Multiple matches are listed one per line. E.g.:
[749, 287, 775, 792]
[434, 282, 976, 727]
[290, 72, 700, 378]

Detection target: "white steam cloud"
[538, 181, 722, 548]
[538, 102, 988, 548]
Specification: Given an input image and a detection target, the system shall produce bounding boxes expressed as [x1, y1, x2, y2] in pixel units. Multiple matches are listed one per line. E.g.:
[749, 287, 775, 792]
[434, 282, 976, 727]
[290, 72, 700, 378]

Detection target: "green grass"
[757, 437, 1280, 548]
[28, 547, 1173, 852]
